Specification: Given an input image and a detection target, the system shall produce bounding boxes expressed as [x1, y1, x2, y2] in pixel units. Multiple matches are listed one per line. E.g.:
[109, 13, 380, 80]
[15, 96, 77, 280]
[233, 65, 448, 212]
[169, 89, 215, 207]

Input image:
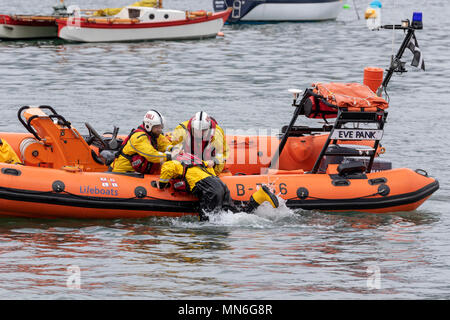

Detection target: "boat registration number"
[330, 129, 383, 140]
[236, 183, 288, 197]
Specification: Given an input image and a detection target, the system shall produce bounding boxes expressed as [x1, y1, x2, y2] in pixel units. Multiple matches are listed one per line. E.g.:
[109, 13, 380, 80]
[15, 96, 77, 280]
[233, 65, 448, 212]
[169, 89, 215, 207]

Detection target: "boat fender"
[377, 184, 390, 197]
[52, 180, 65, 193]
[296, 187, 309, 200]
[135, 186, 147, 198]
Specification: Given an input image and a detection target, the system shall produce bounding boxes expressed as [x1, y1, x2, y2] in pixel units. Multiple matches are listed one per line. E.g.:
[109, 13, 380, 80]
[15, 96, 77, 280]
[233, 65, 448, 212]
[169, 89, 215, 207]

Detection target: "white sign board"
[330, 129, 384, 140]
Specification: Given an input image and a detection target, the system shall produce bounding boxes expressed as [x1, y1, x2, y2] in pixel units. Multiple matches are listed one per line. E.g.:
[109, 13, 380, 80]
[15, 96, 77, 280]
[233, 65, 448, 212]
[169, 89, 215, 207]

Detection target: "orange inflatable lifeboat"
[0, 17, 436, 219]
[0, 84, 438, 219]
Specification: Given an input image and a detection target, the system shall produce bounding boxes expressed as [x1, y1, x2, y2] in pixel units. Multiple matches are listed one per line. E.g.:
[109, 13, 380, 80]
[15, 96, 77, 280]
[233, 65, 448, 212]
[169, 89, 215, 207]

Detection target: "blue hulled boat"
[212, 0, 342, 23]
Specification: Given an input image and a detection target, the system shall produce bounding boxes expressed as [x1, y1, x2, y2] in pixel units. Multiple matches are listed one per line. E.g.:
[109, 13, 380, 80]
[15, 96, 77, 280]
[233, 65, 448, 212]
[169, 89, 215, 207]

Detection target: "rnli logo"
[80, 178, 119, 196]
[145, 113, 155, 120]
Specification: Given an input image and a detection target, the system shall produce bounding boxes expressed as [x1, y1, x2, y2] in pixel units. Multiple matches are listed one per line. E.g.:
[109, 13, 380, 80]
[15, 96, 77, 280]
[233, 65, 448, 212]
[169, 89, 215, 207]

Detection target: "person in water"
[0, 138, 22, 165]
[171, 111, 229, 175]
[111, 110, 172, 174]
[155, 152, 279, 221]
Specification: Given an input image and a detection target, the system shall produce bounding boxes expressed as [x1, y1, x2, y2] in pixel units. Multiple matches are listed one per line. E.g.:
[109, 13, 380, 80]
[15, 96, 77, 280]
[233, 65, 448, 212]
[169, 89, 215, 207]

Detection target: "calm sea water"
[0, 0, 449, 299]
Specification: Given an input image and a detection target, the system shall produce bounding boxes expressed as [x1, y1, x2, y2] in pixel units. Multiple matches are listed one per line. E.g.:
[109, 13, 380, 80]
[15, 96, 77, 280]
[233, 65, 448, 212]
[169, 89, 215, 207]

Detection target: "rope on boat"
[0, 185, 162, 202]
[286, 188, 389, 202]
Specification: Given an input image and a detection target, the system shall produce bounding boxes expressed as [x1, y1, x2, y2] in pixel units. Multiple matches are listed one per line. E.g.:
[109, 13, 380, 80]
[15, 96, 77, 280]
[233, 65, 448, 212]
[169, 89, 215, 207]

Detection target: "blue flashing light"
[412, 12, 423, 29]
[412, 12, 422, 23]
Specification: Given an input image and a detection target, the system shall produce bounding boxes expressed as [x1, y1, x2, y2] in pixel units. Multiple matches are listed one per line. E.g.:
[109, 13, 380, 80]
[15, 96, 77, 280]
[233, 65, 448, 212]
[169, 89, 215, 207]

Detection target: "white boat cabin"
[114, 6, 186, 22]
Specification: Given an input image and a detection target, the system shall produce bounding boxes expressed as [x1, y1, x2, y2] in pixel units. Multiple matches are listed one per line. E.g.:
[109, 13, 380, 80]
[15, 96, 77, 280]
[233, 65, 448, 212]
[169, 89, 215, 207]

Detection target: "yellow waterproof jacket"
[93, 0, 159, 16]
[159, 160, 216, 191]
[0, 139, 22, 165]
[111, 129, 171, 173]
[171, 120, 229, 175]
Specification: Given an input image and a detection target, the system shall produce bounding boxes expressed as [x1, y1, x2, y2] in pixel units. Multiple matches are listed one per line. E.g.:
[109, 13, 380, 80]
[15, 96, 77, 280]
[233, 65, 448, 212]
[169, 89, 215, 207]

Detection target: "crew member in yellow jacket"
[156, 152, 278, 221]
[0, 138, 22, 165]
[111, 110, 172, 174]
[171, 111, 229, 175]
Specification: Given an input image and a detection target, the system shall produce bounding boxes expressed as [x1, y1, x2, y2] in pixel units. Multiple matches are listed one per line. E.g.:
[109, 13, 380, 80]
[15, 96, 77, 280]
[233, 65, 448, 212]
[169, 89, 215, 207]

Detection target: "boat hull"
[213, 0, 342, 23]
[0, 15, 57, 39]
[242, 2, 342, 22]
[0, 162, 439, 219]
[57, 10, 230, 43]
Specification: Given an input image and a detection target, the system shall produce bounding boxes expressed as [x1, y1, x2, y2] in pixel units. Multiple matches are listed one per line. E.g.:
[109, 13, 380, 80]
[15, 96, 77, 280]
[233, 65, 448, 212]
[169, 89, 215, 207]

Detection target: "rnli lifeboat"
[0, 83, 438, 219]
[0, 18, 438, 219]
[56, 5, 231, 43]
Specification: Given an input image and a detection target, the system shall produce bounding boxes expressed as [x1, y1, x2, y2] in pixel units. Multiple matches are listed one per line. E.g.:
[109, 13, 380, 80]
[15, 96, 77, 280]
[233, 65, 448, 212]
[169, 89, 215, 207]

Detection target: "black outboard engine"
[318, 145, 392, 173]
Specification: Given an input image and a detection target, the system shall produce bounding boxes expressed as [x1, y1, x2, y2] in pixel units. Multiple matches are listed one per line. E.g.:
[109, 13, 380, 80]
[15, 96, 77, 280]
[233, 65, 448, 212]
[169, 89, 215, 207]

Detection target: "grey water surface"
[0, 0, 449, 299]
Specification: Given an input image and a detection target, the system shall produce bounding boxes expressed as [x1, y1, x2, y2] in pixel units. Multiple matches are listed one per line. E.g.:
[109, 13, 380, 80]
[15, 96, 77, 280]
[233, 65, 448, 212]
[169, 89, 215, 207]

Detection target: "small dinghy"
[0, 15, 59, 40]
[0, 1, 68, 40]
[212, 0, 342, 23]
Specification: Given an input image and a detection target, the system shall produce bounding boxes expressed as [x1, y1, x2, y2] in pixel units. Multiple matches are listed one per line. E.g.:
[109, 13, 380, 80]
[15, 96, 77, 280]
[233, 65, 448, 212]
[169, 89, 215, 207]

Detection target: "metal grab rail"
[17, 105, 72, 141]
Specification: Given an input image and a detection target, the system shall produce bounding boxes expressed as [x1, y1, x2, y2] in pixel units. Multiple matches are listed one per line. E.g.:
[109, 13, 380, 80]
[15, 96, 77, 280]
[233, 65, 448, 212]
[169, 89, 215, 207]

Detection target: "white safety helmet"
[191, 111, 216, 141]
[191, 111, 211, 132]
[143, 110, 164, 132]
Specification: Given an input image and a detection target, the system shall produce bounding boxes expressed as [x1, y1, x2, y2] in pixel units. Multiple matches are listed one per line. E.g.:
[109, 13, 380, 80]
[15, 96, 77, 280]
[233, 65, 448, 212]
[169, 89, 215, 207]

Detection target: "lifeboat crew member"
[111, 110, 172, 174]
[0, 138, 22, 165]
[171, 111, 229, 175]
[156, 152, 279, 221]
